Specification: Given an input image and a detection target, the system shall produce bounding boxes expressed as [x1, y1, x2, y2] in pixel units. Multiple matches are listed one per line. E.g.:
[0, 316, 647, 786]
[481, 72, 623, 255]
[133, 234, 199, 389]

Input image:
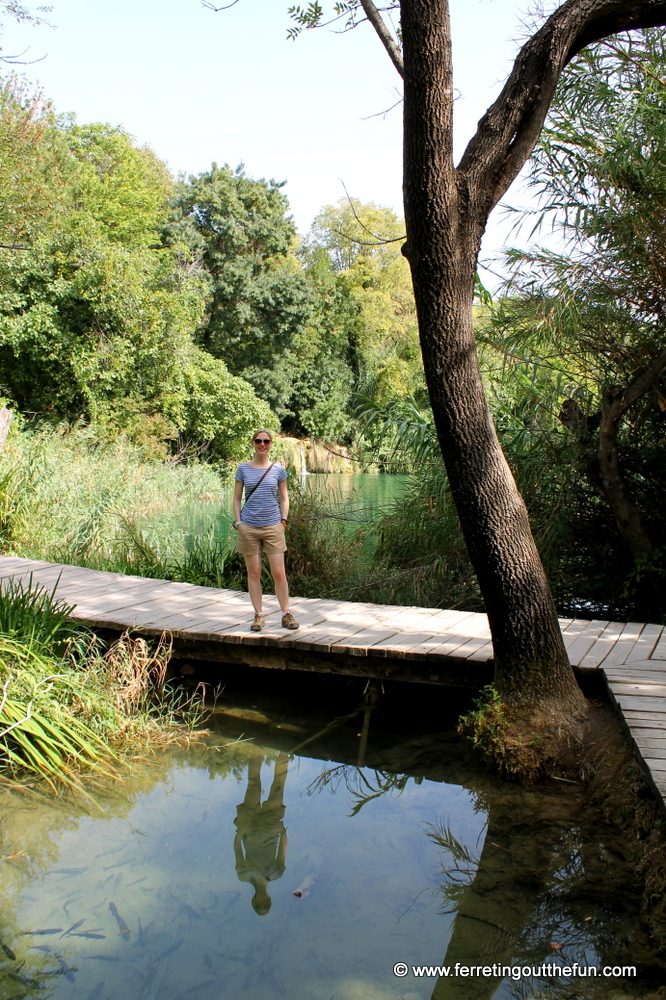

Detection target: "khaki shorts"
[235, 521, 287, 557]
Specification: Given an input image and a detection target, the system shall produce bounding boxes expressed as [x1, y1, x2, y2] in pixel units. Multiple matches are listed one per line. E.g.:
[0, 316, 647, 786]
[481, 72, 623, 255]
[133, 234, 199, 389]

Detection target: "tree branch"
[359, 0, 404, 77]
[458, 0, 666, 218]
[613, 343, 666, 415]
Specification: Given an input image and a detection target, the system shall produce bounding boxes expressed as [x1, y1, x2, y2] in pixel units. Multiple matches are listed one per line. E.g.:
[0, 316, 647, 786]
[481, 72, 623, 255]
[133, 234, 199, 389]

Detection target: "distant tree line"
[0, 72, 423, 459]
[1, 22, 665, 624]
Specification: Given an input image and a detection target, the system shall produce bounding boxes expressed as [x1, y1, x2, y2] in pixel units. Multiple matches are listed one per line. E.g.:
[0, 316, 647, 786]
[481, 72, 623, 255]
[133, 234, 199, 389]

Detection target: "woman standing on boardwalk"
[232, 430, 299, 632]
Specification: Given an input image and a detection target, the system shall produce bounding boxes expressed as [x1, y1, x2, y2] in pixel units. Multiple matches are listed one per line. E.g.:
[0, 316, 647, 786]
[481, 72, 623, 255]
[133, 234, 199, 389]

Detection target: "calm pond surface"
[0, 671, 663, 1000]
[140, 473, 410, 553]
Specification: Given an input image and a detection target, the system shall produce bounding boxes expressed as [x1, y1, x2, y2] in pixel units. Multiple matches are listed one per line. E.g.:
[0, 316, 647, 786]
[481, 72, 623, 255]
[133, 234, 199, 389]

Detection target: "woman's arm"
[232, 480, 244, 527]
[278, 479, 289, 523]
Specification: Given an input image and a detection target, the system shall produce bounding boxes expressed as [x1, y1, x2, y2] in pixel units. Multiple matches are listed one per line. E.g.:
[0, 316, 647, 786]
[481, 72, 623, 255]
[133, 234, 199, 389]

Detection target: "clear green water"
[139, 473, 410, 554]
[0, 674, 662, 1000]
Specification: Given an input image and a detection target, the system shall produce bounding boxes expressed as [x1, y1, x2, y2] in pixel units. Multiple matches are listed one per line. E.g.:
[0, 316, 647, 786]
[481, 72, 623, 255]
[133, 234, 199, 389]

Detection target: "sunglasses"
[254, 438, 271, 445]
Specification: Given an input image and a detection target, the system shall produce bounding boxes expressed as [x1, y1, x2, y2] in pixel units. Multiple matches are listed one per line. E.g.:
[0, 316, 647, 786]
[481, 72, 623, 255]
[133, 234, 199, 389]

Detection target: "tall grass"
[0, 630, 117, 789]
[358, 468, 482, 610]
[0, 579, 206, 789]
[0, 422, 224, 562]
[0, 576, 90, 655]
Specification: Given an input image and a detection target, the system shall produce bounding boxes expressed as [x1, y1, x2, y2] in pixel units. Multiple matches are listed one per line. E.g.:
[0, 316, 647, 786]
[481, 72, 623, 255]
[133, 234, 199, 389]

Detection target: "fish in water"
[182, 979, 218, 995]
[108, 902, 130, 941]
[57, 957, 77, 983]
[202, 953, 218, 977]
[71, 932, 106, 939]
[223, 892, 240, 913]
[86, 983, 105, 1000]
[292, 874, 315, 899]
[61, 918, 85, 937]
[102, 855, 135, 871]
[154, 938, 183, 963]
[136, 919, 155, 949]
[20, 928, 63, 936]
[86, 955, 121, 962]
[30, 945, 52, 953]
[62, 895, 82, 917]
[0, 938, 16, 960]
[126, 876, 147, 887]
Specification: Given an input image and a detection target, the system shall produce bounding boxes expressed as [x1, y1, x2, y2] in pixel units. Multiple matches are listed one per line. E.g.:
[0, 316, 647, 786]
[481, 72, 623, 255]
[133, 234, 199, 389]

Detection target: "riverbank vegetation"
[1, 27, 665, 638]
[0, 576, 207, 790]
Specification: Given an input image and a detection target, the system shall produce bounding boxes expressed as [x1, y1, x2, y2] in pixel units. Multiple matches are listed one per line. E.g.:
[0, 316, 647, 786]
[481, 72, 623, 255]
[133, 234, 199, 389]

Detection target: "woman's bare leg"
[267, 552, 290, 613]
[244, 553, 263, 613]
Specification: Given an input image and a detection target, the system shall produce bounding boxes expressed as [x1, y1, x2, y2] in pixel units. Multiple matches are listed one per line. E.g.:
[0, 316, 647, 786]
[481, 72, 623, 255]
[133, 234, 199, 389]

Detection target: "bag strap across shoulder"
[241, 462, 275, 512]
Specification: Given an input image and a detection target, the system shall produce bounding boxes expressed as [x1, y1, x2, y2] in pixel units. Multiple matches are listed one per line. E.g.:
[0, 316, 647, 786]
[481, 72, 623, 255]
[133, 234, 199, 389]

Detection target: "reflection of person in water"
[234, 751, 289, 915]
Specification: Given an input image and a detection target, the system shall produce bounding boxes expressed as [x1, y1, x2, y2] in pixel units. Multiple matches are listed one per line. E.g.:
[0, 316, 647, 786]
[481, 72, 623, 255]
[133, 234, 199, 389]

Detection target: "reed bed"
[0, 422, 224, 563]
[0, 578, 208, 790]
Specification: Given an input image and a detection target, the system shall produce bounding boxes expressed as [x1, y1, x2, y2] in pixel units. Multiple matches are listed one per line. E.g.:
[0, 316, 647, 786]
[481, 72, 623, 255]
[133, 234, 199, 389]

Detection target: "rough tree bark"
[385, 0, 666, 712]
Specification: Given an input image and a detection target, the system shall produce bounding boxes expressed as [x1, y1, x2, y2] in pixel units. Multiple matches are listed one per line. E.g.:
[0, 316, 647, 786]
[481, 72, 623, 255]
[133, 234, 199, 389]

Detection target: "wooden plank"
[576, 621, 625, 669]
[601, 622, 647, 667]
[361, 630, 441, 659]
[562, 618, 599, 642]
[651, 775, 666, 795]
[366, 614, 476, 657]
[0, 557, 53, 573]
[635, 744, 666, 759]
[609, 682, 666, 697]
[629, 727, 666, 741]
[467, 640, 495, 662]
[605, 658, 666, 675]
[285, 621, 377, 654]
[606, 665, 666, 681]
[451, 631, 493, 660]
[402, 614, 480, 657]
[77, 589, 237, 616]
[329, 627, 403, 655]
[613, 694, 666, 714]
[632, 738, 666, 755]
[627, 624, 664, 663]
[57, 579, 169, 602]
[564, 620, 609, 666]
[652, 632, 666, 661]
[424, 616, 494, 659]
[643, 758, 666, 773]
[621, 711, 666, 727]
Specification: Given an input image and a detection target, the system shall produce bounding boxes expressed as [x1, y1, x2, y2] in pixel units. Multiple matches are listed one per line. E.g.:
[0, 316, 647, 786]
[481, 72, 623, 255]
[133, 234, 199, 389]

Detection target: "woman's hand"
[278, 479, 289, 525]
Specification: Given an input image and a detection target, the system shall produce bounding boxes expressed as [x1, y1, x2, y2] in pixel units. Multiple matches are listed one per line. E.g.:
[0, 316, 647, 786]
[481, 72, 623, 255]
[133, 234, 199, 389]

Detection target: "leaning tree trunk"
[400, 0, 584, 712]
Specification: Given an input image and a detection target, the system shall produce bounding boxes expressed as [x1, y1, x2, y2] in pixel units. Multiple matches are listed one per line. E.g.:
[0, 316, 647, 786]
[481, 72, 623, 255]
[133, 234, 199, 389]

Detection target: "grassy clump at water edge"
[0, 579, 209, 790]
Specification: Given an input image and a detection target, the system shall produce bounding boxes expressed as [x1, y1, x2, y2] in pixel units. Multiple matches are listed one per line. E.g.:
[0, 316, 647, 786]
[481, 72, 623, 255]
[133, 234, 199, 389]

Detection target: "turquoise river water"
[0, 671, 663, 1000]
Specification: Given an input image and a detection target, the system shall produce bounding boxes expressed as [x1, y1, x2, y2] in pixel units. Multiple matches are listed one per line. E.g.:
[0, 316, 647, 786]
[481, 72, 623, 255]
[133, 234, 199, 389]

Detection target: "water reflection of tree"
[428, 786, 656, 1000]
[305, 764, 412, 816]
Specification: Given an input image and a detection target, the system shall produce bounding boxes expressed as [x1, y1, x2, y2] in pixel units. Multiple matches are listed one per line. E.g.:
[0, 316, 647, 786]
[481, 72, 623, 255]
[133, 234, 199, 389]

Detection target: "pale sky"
[1, 0, 538, 269]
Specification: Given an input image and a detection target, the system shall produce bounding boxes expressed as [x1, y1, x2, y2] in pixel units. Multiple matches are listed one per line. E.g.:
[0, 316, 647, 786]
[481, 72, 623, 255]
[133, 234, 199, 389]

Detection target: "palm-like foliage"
[356, 394, 440, 469]
[0, 635, 115, 788]
[486, 30, 666, 618]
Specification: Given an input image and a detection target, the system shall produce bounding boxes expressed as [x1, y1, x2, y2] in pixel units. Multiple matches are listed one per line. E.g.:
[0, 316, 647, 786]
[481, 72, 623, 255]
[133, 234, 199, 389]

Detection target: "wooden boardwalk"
[1, 555, 665, 809]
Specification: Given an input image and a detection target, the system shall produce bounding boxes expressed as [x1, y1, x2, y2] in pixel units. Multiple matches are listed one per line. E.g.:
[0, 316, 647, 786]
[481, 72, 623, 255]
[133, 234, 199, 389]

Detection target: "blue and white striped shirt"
[235, 462, 287, 526]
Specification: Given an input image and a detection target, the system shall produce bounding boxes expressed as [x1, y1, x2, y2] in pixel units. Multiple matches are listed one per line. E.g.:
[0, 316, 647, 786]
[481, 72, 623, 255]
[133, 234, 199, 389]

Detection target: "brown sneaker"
[250, 613, 265, 632]
[281, 612, 299, 630]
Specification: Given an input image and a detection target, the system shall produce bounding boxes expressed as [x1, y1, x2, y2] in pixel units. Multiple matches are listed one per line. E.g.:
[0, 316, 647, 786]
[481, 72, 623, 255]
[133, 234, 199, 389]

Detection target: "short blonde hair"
[252, 428, 273, 443]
